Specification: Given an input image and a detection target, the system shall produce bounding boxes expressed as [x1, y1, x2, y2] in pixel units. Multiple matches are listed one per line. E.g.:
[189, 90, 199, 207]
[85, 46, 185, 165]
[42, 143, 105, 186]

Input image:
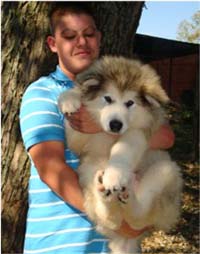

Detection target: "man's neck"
[59, 63, 75, 81]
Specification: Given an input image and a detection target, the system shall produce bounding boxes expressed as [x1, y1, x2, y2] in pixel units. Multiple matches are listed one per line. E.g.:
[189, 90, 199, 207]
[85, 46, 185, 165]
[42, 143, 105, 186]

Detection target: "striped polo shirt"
[19, 65, 109, 254]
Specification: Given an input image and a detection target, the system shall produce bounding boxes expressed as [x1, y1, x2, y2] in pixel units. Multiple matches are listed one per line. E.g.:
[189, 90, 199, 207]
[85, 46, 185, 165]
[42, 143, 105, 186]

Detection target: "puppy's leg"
[94, 170, 122, 230]
[58, 87, 81, 114]
[131, 160, 181, 218]
[102, 130, 148, 198]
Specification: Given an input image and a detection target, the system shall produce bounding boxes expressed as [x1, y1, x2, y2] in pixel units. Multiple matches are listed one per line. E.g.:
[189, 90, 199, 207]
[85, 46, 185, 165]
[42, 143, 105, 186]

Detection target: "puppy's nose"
[110, 119, 123, 132]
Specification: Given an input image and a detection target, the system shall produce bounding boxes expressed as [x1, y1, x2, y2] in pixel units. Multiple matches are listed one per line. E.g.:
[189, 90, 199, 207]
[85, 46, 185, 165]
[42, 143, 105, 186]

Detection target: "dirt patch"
[142, 162, 199, 253]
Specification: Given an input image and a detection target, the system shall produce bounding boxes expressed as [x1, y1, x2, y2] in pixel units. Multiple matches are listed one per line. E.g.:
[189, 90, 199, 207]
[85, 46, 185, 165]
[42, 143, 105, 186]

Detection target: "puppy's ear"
[81, 78, 101, 90]
[139, 64, 170, 106]
[150, 87, 170, 106]
[82, 78, 101, 94]
[144, 94, 161, 108]
[76, 76, 103, 100]
[140, 92, 170, 108]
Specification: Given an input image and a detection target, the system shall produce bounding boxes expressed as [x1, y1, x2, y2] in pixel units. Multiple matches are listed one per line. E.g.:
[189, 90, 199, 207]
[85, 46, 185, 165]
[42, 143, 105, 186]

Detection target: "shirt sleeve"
[19, 79, 65, 151]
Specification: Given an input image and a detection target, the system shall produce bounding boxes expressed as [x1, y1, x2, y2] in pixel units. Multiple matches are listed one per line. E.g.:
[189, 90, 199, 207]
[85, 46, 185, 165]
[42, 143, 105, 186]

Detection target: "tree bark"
[1, 2, 144, 253]
[91, 2, 144, 57]
[2, 3, 54, 253]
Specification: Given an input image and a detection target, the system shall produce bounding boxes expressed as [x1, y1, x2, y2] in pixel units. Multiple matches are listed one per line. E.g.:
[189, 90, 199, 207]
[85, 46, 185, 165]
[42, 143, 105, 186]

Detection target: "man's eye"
[103, 96, 113, 104]
[65, 36, 76, 40]
[85, 33, 95, 37]
[125, 100, 134, 108]
[62, 33, 76, 40]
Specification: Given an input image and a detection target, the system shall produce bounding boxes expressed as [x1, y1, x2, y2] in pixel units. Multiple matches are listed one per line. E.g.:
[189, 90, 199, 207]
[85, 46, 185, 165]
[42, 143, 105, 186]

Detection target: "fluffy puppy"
[58, 56, 183, 253]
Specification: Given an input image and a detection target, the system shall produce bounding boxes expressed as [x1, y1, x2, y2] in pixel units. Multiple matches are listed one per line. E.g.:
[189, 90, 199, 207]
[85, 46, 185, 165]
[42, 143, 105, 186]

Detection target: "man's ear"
[46, 36, 57, 53]
[97, 30, 102, 45]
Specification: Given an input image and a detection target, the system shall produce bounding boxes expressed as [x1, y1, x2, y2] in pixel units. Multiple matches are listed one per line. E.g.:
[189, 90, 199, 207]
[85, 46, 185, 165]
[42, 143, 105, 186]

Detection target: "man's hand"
[116, 220, 152, 238]
[149, 124, 175, 149]
[66, 105, 102, 134]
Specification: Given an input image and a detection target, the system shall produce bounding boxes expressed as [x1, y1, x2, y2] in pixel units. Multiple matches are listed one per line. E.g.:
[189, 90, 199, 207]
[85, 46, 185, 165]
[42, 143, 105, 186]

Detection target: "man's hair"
[49, 2, 96, 35]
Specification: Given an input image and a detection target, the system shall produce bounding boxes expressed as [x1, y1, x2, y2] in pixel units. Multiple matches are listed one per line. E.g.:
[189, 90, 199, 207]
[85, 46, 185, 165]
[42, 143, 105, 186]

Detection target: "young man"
[20, 3, 174, 253]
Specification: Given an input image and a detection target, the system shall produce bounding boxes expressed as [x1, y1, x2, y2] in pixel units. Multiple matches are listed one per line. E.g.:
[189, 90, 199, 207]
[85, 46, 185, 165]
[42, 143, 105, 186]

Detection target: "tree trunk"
[91, 1, 144, 57]
[1, 2, 144, 253]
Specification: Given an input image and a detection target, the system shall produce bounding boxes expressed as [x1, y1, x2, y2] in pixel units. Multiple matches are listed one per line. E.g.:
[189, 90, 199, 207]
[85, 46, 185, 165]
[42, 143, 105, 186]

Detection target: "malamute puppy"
[58, 56, 182, 253]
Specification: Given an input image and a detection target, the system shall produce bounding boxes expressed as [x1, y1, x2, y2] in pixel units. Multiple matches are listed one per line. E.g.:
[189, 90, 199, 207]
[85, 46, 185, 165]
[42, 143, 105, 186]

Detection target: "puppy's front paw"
[95, 170, 115, 200]
[117, 188, 129, 204]
[103, 166, 128, 191]
[102, 166, 131, 203]
[95, 170, 105, 192]
[58, 91, 81, 114]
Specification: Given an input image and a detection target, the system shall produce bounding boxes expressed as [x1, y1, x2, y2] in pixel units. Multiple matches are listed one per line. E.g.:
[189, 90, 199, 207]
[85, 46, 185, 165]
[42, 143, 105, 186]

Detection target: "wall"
[150, 54, 198, 102]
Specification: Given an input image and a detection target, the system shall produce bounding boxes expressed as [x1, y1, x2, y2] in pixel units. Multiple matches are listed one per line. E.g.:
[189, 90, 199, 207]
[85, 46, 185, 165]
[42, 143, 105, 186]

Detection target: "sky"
[137, 1, 199, 41]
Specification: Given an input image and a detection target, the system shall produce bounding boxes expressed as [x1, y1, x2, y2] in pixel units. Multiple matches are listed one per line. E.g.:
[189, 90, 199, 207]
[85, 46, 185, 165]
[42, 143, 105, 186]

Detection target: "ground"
[142, 161, 199, 254]
[142, 104, 199, 254]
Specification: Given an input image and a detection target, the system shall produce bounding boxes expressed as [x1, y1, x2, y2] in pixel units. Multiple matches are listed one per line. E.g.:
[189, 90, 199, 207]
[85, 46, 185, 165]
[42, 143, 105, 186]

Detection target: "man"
[20, 3, 174, 253]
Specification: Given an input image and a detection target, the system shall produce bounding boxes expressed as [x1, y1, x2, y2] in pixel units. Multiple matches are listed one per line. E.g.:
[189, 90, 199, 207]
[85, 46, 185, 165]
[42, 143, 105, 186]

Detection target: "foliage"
[169, 104, 194, 160]
[176, 10, 200, 43]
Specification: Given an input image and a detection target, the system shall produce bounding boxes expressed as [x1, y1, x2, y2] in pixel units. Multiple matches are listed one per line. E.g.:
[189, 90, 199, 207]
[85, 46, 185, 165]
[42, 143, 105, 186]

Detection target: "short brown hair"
[49, 2, 96, 35]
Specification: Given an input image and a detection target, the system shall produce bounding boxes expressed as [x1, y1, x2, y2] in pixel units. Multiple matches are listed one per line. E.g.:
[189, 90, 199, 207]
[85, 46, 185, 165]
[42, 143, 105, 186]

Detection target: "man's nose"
[77, 35, 87, 46]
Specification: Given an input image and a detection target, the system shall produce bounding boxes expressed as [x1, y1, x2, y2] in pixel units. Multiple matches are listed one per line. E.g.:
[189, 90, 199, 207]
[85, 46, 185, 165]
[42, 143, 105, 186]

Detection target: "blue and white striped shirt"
[20, 66, 109, 254]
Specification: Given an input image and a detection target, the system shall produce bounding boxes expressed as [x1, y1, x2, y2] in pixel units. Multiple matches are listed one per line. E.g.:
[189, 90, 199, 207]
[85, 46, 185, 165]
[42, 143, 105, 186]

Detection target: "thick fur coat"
[58, 56, 183, 253]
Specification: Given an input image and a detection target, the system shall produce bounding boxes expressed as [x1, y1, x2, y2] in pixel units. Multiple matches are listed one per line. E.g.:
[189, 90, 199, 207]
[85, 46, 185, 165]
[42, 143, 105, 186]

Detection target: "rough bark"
[1, 2, 144, 253]
[91, 1, 144, 57]
[2, 3, 56, 253]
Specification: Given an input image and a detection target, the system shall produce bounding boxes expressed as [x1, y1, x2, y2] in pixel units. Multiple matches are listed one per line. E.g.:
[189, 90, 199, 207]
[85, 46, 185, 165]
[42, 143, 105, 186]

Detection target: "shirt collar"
[50, 65, 72, 82]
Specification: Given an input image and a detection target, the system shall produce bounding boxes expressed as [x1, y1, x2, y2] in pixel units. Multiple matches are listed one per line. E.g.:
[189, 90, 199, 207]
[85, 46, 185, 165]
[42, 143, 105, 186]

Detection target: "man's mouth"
[75, 51, 91, 56]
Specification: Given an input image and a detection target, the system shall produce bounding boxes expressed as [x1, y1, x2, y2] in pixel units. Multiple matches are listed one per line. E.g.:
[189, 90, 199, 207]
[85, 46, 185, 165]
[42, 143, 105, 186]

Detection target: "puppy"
[58, 56, 183, 253]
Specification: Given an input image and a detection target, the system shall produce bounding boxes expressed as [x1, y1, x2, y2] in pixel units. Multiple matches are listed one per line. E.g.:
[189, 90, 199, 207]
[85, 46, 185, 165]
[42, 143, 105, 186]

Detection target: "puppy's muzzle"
[109, 119, 123, 133]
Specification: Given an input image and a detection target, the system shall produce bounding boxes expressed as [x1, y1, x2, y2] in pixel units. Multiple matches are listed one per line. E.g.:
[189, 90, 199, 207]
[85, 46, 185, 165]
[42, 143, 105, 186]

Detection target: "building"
[134, 34, 199, 103]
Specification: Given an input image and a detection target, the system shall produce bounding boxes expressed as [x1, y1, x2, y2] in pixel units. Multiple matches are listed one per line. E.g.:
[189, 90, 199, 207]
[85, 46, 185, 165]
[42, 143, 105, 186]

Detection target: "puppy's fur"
[58, 56, 183, 253]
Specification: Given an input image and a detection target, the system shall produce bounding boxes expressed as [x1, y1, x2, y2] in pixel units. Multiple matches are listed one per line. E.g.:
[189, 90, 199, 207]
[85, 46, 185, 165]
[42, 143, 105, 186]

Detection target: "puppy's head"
[75, 56, 170, 134]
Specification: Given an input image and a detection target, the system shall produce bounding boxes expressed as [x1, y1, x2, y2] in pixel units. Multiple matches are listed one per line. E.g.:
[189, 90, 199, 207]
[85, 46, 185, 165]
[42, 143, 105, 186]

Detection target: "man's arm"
[29, 141, 85, 212]
[68, 105, 175, 149]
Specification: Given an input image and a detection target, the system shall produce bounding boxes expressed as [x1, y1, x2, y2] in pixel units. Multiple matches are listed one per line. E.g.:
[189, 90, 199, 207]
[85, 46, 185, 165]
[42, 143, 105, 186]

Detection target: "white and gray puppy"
[58, 56, 183, 254]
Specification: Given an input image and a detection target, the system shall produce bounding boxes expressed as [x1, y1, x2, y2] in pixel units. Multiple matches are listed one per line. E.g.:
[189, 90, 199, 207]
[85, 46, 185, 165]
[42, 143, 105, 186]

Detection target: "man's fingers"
[64, 105, 102, 133]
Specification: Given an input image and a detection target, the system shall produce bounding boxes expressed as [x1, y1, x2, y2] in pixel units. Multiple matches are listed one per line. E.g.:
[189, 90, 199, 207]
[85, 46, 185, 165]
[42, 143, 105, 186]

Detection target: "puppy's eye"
[125, 100, 134, 108]
[104, 96, 113, 104]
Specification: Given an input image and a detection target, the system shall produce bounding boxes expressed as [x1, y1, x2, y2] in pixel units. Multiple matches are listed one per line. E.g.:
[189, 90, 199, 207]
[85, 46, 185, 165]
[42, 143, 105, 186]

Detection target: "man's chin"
[75, 60, 94, 72]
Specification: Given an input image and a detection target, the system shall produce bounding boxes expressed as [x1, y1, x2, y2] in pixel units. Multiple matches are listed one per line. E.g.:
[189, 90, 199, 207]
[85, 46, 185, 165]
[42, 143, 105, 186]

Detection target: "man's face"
[47, 13, 101, 80]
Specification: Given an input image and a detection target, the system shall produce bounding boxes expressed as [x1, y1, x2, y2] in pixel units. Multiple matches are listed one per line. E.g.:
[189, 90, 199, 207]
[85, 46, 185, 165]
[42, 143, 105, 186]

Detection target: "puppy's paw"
[95, 170, 117, 201]
[102, 166, 131, 198]
[117, 173, 139, 204]
[95, 170, 105, 192]
[117, 187, 129, 204]
[58, 91, 81, 114]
